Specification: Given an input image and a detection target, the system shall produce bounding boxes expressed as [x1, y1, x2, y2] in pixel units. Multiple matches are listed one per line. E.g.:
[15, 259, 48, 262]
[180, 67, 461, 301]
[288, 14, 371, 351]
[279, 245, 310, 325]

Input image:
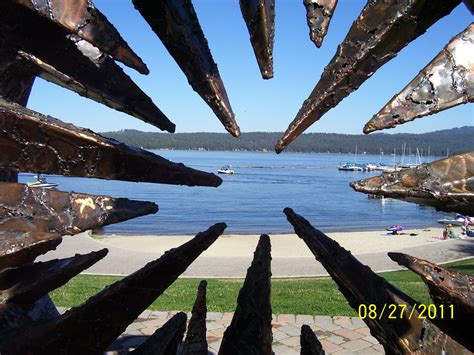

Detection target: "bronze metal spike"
[132, 0, 240, 137]
[0, 98, 222, 187]
[364, 24, 474, 133]
[239, 0, 275, 79]
[0, 236, 61, 271]
[283, 208, 469, 354]
[13, 0, 149, 74]
[0, 223, 226, 354]
[0, 232, 61, 262]
[0, 249, 108, 304]
[303, 0, 338, 48]
[388, 252, 474, 351]
[183, 280, 208, 355]
[350, 152, 474, 215]
[301, 324, 325, 355]
[0, 182, 158, 235]
[131, 312, 187, 355]
[275, 0, 461, 153]
[219, 234, 272, 355]
[0, 2, 175, 132]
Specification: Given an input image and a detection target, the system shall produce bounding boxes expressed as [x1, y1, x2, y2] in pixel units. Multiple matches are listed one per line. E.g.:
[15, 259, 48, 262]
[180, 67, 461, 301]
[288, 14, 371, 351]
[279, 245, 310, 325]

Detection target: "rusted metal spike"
[350, 152, 474, 215]
[0, 232, 61, 260]
[0, 54, 36, 107]
[13, 0, 149, 74]
[365, 24, 474, 133]
[219, 234, 272, 355]
[301, 324, 325, 355]
[0, 223, 226, 354]
[275, 0, 461, 153]
[0, 182, 158, 235]
[0, 3, 175, 133]
[283, 208, 468, 354]
[240, 0, 275, 79]
[183, 280, 208, 355]
[0, 236, 62, 271]
[131, 312, 187, 355]
[303, 0, 338, 48]
[0, 249, 108, 304]
[0, 99, 222, 187]
[389, 252, 474, 351]
[132, 0, 240, 137]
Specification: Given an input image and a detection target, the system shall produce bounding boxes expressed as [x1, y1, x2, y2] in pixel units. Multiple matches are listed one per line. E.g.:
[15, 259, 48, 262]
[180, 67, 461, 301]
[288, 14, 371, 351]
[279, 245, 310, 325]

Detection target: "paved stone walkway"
[58, 307, 384, 354]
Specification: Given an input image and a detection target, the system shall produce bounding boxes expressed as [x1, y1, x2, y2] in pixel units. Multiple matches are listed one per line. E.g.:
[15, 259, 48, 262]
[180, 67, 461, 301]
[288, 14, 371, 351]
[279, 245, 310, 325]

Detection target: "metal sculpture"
[0, 2, 175, 133]
[219, 234, 273, 354]
[0, 0, 472, 353]
[301, 324, 325, 355]
[0, 182, 158, 235]
[12, 0, 149, 74]
[131, 312, 187, 355]
[239, 0, 275, 79]
[132, 0, 240, 137]
[350, 152, 474, 215]
[365, 23, 474, 133]
[0, 99, 221, 187]
[389, 252, 474, 351]
[0, 223, 226, 354]
[284, 207, 470, 353]
[303, 0, 338, 48]
[0, 249, 108, 304]
[183, 280, 208, 355]
[276, 0, 461, 153]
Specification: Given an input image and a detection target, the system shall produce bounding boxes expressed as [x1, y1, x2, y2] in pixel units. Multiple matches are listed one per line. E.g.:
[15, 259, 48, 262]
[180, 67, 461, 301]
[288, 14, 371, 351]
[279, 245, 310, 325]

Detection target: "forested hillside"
[102, 127, 474, 156]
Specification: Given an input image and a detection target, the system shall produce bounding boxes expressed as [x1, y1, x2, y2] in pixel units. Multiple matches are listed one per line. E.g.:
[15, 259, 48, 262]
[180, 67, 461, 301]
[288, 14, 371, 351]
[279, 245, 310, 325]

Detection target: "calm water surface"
[19, 151, 447, 235]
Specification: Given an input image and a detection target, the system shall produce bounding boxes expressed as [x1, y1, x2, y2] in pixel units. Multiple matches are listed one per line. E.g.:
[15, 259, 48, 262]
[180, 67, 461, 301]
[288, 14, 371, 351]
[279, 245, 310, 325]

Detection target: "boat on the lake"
[217, 165, 235, 174]
[27, 174, 59, 189]
[338, 163, 364, 171]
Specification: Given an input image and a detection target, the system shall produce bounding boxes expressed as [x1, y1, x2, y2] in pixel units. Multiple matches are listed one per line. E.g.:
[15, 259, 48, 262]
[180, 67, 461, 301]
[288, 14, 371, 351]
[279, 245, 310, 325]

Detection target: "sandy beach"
[39, 225, 473, 277]
[96, 227, 448, 258]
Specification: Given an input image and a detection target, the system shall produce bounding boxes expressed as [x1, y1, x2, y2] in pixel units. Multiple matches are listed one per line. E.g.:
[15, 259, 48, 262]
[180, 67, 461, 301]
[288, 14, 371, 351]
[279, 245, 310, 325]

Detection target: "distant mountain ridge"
[102, 126, 474, 156]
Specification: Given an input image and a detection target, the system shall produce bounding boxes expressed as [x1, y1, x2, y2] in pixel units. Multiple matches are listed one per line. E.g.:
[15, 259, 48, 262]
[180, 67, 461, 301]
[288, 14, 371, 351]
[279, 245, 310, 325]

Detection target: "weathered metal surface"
[183, 280, 208, 355]
[0, 2, 175, 133]
[301, 324, 325, 355]
[284, 208, 469, 354]
[219, 234, 272, 355]
[275, 0, 461, 153]
[240, 0, 275, 79]
[389, 252, 474, 351]
[131, 312, 187, 355]
[0, 182, 158, 235]
[364, 24, 474, 133]
[303, 0, 338, 48]
[0, 55, 36, 107]
[350, 152, 474, 215]
[0, 236, 62, 271]
[0, 249, 108, 304]
[0, 99, 222, 187]
[0, 232, 61, 261]
[13, 0, 148, 74]
[0, 223, 226, 354]
[132, 0, 240, 137]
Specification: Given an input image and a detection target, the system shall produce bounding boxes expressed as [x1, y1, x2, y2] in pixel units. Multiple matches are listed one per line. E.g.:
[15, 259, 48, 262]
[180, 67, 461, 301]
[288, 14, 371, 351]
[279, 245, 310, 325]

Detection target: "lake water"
[19, 150, 447, 235]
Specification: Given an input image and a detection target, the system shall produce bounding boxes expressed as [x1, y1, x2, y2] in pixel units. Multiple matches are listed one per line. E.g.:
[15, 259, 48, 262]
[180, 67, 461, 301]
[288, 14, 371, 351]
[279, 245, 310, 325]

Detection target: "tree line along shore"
[102, 126, 474, 156]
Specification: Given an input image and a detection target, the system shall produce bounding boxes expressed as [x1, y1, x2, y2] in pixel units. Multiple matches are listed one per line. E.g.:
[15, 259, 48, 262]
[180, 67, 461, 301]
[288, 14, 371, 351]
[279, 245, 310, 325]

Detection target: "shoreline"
[94, 226, 451, 258]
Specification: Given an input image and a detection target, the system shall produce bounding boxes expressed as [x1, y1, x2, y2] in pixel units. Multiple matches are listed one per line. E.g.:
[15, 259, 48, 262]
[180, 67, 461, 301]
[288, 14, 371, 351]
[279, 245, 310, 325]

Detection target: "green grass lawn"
[50, 258, 474, 316]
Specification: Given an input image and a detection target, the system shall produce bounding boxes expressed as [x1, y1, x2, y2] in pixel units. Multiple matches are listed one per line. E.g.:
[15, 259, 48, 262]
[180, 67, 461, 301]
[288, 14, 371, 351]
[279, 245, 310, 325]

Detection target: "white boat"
[217, 165, 235, 175]
[27, 174, 59, 189]
[337, 163, 363, 171]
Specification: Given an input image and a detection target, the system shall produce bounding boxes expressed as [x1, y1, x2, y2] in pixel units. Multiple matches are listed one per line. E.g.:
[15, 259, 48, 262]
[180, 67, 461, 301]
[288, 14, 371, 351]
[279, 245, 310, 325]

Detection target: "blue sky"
[27, 0, 473, 135]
